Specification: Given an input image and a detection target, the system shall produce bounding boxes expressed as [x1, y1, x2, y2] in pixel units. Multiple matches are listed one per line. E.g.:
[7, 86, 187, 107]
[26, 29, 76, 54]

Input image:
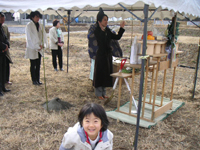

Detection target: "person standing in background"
[0, 12, 11, 96]
[25, 11, 48, 85]
[49, 19, 64, 71]
[1, 13, 13, 85]
[93, 8, 125, 100]
[87, 23, 123, 92]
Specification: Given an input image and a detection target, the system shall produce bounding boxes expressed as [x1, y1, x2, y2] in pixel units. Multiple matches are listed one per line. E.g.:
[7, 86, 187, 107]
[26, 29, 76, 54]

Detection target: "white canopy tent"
[1, 0, 200, 19]
[1, 1, 200, 149]
[1, 0, 200, 16]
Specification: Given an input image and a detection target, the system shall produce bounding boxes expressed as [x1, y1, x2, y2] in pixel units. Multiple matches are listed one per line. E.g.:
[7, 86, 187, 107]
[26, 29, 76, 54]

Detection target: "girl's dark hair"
[78, 103, 109, 132]
[30, 11, 42, 20]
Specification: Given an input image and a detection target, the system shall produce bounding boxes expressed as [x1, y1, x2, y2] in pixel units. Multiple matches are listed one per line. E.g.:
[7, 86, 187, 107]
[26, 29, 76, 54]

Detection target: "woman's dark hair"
[30, 11, 42, 20]
[96, 7, 108, 22]
[78, 103, 109, 132]
[53, 19, 60, 27]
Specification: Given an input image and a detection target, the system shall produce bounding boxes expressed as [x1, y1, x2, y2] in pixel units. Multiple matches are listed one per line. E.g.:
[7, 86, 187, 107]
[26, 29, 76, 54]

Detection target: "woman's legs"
[51, 50, 58, 70]
[30, 59, 37, 83]
[57, 46, 63, 70]
[35, 53, 41, 83]
[102, 87, 106, 97]
[95, 87, 106, 99]
[30, 53, 41, 85]
[5, 58, 10, 83]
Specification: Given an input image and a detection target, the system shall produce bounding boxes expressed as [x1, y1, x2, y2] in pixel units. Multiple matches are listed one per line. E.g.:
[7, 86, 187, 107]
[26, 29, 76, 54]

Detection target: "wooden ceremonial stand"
[110, 72, 132, 111]
[110, 40, 183, 122]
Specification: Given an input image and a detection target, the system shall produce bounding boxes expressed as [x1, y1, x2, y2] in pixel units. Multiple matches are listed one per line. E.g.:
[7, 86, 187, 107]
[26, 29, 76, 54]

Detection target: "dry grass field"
[0, 24, 200, 150]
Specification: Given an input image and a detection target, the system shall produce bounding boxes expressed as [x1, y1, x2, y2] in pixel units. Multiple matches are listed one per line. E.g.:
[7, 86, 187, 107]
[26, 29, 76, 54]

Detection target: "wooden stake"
[161, 69, 166, 106]
[160, 56, 168, 106]
[149, 65, 155, 103]
[117, 78, 122, 111]
[170, 67, 176, 101]
[129, 68, 135, 114]
[151, 57, 160, 121]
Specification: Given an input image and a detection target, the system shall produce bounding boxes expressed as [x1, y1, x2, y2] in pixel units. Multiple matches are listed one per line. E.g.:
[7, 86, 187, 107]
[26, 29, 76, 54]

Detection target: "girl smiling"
[59, 103, 113, 150]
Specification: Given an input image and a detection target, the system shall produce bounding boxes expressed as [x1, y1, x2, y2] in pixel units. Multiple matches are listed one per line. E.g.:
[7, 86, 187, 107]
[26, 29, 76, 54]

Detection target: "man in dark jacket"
[0, 12, 11, 96]
[2, 14, 12, 85]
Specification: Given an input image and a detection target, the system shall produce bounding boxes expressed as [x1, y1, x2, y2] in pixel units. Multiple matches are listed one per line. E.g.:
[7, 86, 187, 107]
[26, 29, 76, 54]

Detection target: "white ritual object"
[130, 36, 141, 64]
[130, 36, 138, 64]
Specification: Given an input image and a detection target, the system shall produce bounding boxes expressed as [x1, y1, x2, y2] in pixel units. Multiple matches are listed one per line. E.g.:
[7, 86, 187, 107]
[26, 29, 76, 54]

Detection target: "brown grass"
[0, 25, 200, 150]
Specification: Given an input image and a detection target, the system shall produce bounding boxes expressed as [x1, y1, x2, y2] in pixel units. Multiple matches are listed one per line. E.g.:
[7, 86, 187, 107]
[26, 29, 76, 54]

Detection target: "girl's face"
[99, 16, 108, 27]
[82, 113, 102, 140]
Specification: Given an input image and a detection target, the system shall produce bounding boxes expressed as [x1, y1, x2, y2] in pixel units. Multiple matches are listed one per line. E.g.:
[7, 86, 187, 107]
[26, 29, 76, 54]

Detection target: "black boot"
[33, 81, 38, 85]
[2, 88, 11, 92]
[0, 92, 3, 96]
[37, 81, 42, 85]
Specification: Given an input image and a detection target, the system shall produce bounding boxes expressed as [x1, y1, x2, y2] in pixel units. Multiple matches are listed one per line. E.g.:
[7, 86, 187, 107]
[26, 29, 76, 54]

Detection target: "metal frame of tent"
[1, 1, 200, 150]
[60, 4, 200, 102]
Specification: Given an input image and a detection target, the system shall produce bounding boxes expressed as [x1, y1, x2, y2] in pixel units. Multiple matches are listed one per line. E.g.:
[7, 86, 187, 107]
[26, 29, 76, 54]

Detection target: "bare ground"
[0, 24, 200, 150]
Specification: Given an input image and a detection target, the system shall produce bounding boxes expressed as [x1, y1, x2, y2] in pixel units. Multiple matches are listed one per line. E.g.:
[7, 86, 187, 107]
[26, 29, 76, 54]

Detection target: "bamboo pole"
[42, 12, 48, 112]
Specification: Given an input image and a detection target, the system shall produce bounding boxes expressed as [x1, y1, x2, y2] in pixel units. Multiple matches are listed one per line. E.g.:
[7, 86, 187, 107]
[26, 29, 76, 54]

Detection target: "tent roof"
[1, 0, 200, 18]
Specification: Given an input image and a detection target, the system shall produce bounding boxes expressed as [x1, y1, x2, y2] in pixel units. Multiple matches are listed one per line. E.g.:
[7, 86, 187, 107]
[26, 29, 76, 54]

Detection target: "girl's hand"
[120, 21, 126, 28]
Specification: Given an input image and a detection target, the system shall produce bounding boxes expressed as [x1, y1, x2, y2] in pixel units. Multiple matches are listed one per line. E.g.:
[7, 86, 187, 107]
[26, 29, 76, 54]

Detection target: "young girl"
[59, 103, 113, 150]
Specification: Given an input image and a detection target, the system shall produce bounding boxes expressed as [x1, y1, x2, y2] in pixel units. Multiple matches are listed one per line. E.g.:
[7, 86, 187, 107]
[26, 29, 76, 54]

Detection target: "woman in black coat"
[93, 8, 125, 100]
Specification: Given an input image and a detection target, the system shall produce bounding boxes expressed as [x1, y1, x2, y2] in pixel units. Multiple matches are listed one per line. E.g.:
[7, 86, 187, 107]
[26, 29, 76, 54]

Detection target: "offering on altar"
[141, 31, 155, 40]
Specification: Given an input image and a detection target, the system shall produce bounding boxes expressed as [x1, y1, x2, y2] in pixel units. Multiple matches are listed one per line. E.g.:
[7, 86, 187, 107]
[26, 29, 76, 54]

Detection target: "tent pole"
[43, 14, 45, 27]
[192, 46, 200, 99]
[67, 10, 71, 73]
[178, 12, 200, 28]
[134, 4, 149, 150]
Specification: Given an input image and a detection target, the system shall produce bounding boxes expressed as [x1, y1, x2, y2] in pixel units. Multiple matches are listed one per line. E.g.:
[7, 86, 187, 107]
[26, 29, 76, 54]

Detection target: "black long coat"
[0, 24, 9, 89]
[93, 24, 125, 88]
